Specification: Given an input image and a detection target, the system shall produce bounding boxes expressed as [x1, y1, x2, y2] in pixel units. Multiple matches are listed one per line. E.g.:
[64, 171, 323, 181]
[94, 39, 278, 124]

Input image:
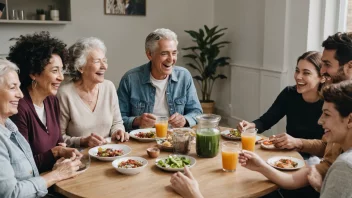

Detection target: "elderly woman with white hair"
[57, 37, 128, 148]
[0, 59, 82, 198]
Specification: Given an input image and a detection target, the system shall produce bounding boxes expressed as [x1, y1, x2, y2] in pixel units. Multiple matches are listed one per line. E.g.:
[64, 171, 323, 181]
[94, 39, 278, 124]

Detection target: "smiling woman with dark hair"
[7, 31, 82, 173]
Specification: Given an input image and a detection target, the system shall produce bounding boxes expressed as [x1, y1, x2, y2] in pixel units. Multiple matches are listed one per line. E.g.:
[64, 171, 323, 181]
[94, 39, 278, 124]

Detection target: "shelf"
[0, 0, 71, 24]
[0, 19, 70, 24]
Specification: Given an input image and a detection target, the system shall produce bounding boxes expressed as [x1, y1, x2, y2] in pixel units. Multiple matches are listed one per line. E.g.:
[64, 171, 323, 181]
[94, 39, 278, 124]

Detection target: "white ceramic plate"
[221, 130, 262, 142]
[155, 155, 196, 172]
[112, 156, 148, 175]
[129, 128, 156, 142]
[267, 156, 305, 170]
[88, 144, 131, 161]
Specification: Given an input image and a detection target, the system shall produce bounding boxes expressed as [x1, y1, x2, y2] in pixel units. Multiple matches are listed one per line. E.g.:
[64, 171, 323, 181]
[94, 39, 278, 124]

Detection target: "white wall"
[212, 0, 265, 124]
[0, 0, 214, 86]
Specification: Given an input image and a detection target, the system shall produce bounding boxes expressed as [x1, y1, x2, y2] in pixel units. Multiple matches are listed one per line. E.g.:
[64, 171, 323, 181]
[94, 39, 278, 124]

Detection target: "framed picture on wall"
[104, 0, 146, 16]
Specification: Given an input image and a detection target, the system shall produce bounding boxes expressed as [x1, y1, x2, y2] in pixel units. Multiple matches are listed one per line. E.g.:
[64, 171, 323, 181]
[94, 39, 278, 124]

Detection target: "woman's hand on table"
[307, 165, 322, 192]
[112, 129, 129, 142]
[52, 146, 82, 159]
[270, 133, 303, 150]
[81, 133, 107, 147]
[170, 166, 204, 198]
[58, 147, 83, 159]
[239, 150, 268, 172]
[53, 157, 82, 180]
[237, 120, 255, 132]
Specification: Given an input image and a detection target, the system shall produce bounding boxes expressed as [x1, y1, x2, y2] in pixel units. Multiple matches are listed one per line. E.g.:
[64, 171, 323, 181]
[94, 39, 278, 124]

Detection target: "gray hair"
[0, 59, 19, 85]
[145, 28, 178, 53]
[68, 37, 106, 81]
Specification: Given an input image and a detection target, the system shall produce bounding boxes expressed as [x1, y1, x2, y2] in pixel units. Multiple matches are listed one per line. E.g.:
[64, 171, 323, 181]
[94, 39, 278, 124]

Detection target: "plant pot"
[200, 101, 215, 114]
[50, 10, 59, 21]
[38, 14, 45, 20]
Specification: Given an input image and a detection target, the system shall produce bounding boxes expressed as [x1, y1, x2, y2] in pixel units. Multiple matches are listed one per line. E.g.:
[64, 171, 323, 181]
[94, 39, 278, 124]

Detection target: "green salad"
[157, 155, 191, 168]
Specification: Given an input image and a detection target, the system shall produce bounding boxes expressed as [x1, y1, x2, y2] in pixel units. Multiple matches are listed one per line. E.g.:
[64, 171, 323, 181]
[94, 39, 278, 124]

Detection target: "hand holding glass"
[222, 141, 240, 172]
[241, 128, 258, 152]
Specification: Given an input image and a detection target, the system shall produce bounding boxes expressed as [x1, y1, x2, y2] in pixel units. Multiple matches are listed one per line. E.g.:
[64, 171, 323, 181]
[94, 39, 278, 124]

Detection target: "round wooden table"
[55, 132, 303, 198]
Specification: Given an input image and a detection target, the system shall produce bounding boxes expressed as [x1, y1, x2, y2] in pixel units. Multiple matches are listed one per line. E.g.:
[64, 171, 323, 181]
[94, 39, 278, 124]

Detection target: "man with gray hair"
[117, 28, 202, 131]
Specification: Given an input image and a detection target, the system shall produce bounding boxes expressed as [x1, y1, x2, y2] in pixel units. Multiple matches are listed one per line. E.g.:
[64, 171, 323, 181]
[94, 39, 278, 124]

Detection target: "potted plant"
[36, 9, 45, 20]
[182, 25, 231, 113]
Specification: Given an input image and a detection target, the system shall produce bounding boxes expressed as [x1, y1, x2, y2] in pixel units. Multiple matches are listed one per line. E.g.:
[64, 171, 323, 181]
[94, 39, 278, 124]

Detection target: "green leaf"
[199, 28, 205, 39]
[213, 41, 231, 46]
[204, 25, 210, 34]
[185, 30, 199, 39]
[185, 63, 200, 71]
[183, 54, 198, 59]
[213, 28, 228, 35]
[209, 33, 225, 44]
[182, 46, 199, 51]
[193, 76, 204, 81]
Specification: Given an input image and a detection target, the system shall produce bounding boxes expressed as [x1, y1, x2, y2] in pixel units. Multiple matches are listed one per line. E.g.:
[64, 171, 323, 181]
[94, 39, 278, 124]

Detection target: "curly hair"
[322, 80, 352, 117]
[322, 32, 352, 66]
[7, 31, 68, 90]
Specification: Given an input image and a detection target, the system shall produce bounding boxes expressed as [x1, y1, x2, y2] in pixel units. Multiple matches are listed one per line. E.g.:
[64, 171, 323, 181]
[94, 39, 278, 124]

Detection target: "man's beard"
[323, 65, 349, 85]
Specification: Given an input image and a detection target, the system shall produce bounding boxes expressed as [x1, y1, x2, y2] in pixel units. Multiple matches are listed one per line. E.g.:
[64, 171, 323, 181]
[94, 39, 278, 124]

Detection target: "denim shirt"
[0, 119, 48, 198]
[117, 62, 202, 131]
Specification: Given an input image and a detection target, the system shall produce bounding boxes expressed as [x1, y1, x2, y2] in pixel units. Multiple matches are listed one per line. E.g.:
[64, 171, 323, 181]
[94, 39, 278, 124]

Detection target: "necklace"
[80, 86, 98, 105]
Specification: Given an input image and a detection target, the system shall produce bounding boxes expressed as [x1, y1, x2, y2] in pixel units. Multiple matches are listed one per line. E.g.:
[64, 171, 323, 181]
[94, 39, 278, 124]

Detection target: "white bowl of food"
[88, 144, 131, 161]
[112, 157, 148, 175]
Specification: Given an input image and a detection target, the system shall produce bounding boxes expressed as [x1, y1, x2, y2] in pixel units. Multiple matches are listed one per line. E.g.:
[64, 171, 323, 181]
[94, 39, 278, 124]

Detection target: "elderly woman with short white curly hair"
[57, 37, 128, 148]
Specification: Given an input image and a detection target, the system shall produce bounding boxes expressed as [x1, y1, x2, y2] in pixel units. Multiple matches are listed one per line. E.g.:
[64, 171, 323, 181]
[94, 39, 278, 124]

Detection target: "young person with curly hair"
[8, 31, 82, 173]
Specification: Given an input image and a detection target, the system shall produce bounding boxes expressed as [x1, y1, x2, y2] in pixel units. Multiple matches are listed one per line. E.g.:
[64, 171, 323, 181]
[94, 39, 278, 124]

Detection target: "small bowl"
[112, 157, 148, 175]
[146, 147, 160, 158]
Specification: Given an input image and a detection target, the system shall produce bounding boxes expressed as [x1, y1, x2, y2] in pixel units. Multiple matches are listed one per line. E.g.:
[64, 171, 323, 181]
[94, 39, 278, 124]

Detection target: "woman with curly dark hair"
[7, 31, 82, 173]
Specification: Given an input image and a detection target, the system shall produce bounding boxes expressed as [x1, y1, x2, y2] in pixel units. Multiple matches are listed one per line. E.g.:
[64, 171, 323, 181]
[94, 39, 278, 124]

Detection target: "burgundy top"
[10, 90, 63, 173]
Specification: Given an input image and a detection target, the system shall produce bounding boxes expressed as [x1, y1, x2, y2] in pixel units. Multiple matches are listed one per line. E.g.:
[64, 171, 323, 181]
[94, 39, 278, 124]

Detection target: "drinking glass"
[155, 116, 168, 139]
[172, 128, 191, 154]
[221, 141, 240, 172]
[78, 153, 90, 172]
[241, 128, 258, 152]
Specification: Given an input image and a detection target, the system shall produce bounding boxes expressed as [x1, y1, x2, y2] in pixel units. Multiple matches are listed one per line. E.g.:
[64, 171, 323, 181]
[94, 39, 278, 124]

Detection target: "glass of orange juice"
[155, 116, 168, 139]
[221, 141, 240, 172]
[241, 128, 258, 152]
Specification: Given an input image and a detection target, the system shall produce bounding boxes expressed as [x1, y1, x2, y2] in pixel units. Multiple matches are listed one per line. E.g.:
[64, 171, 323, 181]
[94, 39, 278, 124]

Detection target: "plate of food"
[156, 138, 173, 152]
[112, 157, 148, 175]
[155, 155, 196, 172]
[221, 129, 263, 142]
[267, 156, 305, 170]
[129, 128, 156, 142]
[88, 144, 131, 161]
[260, 139, 276, 149]
[156, 130, 174, 152]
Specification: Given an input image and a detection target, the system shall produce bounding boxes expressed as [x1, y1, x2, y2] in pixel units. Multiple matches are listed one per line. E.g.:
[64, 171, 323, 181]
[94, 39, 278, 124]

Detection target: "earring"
[32, 80, 37, 89]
